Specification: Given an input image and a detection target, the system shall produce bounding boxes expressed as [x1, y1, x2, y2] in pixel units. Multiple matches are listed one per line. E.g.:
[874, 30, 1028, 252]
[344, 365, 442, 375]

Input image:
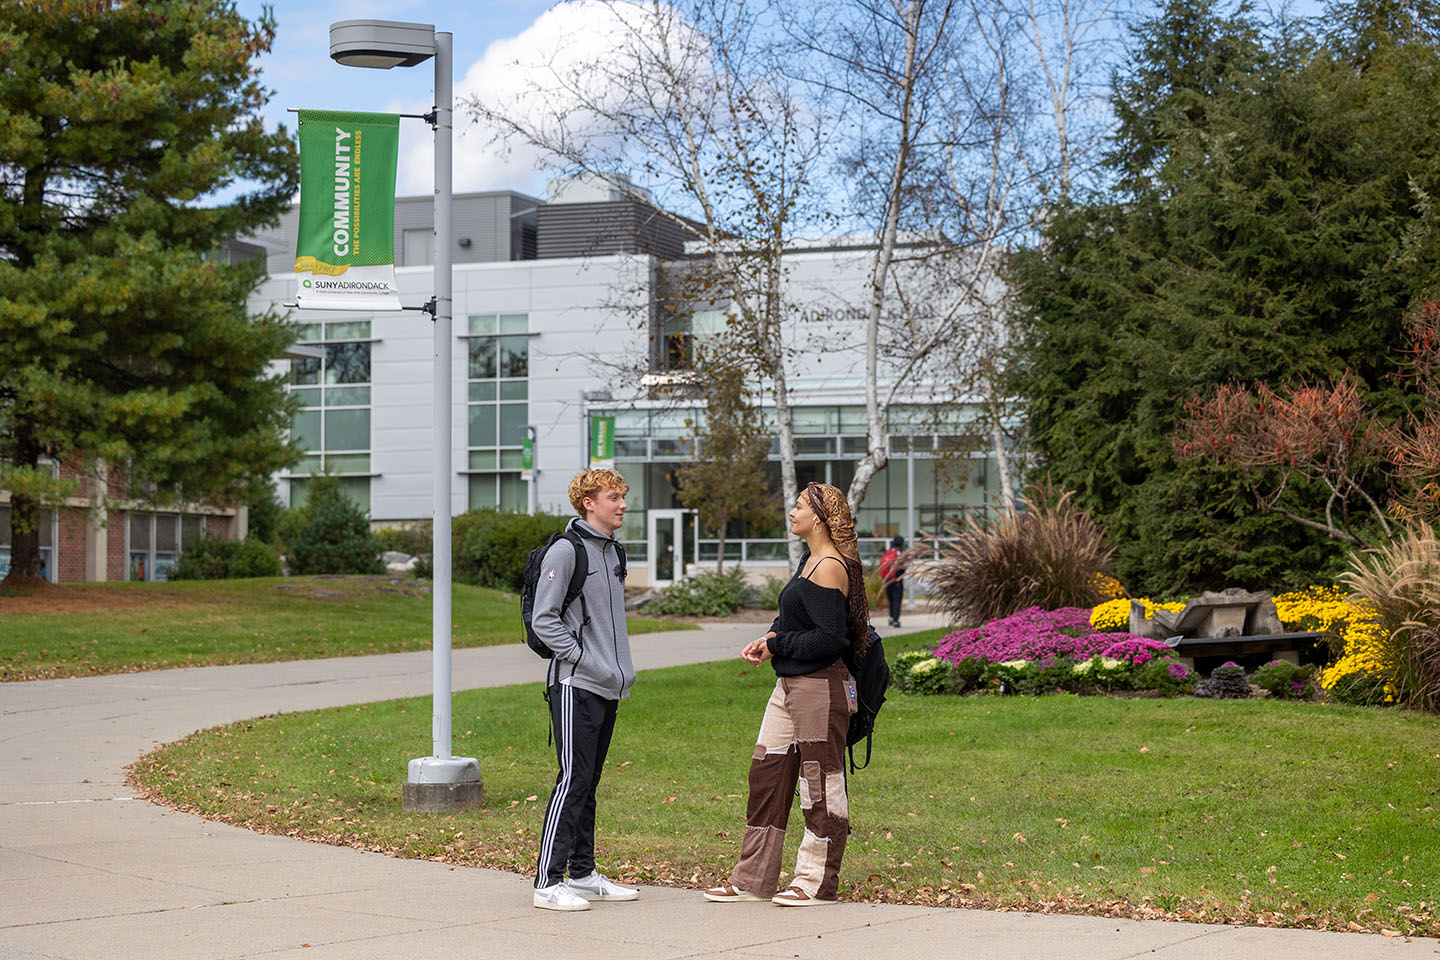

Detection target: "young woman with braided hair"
[703, 481, 871, 906]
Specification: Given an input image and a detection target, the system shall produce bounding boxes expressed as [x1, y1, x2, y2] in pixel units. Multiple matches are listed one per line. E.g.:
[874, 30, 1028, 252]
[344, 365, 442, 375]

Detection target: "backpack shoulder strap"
[558, 530, 588, 613]
[848, 733, 873, 774]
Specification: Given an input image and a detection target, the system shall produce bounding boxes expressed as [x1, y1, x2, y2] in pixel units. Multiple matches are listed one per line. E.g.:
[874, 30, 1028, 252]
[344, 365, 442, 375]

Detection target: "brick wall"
[206, 515, 230, 540]
[57, 507, 87, 583]
[106, 465, 126, 500]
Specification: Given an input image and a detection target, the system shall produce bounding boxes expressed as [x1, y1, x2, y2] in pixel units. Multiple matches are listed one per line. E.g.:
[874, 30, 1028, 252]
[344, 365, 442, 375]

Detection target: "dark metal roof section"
[536, 199, 697, 260]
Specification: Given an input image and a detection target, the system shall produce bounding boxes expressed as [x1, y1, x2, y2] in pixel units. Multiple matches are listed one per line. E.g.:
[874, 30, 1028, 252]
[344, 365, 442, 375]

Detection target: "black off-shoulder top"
[766, 562, 851, 677]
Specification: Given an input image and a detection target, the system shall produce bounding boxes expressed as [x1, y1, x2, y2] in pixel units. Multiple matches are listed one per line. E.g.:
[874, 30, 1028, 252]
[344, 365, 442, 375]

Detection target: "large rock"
[625, 588, 665, 611]
[383, 550, 418, 576]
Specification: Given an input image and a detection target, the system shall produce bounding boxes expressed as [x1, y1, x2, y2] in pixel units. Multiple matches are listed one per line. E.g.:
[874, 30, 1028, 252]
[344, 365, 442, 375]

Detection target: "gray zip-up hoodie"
[532, 518, 634, 700]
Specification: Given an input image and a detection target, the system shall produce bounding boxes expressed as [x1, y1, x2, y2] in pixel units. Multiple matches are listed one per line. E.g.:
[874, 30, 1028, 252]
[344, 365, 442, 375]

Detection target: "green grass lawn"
[129, 628, 1440, 936]
[0, 575, 690, 681]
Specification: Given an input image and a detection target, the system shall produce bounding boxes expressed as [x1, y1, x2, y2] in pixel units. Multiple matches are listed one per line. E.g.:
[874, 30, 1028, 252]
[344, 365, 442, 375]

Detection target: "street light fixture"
[329, 19, 480, 812]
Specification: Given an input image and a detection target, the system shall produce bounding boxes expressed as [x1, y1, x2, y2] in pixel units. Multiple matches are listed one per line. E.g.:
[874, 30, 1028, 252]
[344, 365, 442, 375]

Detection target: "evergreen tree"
[0, 1, 299, 581]
[1009, 0, 1440, 593]
[286, 478, 384, 576]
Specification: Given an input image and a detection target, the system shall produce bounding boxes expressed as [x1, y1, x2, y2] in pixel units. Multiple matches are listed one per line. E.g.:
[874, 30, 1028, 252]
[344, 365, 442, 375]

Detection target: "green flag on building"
[294, 110, 401, 311]
[590, 416, 615, 468]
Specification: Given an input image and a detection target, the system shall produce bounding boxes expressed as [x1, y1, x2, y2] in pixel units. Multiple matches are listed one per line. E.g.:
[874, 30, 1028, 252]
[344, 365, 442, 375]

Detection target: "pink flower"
[933, 607, 1155, 665]
[1100, 637, 1173, 665]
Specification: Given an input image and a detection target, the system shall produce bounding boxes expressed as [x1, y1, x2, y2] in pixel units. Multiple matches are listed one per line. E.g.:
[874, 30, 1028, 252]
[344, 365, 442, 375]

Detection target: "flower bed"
[932, 606, 1163, 663]
[1273, 587, 1390, 704]
[911, 607, 1188, 696]
[899, 587, 1399, 703]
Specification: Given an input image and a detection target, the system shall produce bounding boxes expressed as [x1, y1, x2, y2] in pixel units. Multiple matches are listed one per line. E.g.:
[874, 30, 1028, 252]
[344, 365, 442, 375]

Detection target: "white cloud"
[395, 0, 654, 198]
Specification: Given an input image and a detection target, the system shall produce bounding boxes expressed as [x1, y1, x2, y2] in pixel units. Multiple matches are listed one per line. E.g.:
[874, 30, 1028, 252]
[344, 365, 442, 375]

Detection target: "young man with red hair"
[531, 468, 638, 911]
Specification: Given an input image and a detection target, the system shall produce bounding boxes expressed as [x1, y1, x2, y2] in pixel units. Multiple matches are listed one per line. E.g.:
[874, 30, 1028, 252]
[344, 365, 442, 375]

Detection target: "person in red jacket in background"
[879, 534, 906, 628]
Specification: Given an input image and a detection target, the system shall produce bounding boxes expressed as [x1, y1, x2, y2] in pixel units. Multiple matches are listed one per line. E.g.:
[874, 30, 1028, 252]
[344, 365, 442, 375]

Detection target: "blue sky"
[234, 0, 1331, 203]
[235, 0, 563, 198]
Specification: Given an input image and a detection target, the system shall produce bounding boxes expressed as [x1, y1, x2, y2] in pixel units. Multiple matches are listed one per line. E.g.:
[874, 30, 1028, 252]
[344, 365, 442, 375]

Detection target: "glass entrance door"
[647, 509, 693, 587]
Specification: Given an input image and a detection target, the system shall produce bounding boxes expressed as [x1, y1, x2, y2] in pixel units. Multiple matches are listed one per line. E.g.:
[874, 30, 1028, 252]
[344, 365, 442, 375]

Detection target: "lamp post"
[329, 19, 480, 812]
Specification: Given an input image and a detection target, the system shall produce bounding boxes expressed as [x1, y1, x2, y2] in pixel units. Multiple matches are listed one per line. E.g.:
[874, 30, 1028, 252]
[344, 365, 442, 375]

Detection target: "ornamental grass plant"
[913, 481, 1114, 627]
[1342, 524, 1440, 712]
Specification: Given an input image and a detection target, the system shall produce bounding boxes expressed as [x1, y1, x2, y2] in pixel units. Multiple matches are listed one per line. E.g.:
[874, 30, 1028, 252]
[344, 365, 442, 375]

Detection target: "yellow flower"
[1142, 599, 1187, 618]
[1089, 572, 1126, 600]
[1089, 598, 1130, 630]
[1089, 597, 1186, 630]
[1313, 596, 1387, 691]
[1274, 585, 1354, 634]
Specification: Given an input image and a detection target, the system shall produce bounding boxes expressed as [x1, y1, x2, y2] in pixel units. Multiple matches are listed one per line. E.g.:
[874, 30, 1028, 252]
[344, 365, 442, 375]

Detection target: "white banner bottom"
[295, 264, 402, 312]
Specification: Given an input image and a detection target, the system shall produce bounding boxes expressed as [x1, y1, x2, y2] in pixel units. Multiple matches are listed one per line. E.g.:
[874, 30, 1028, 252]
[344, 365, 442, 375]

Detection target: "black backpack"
[521, 530, 588, 658]
[520, 529, 626, 658]
[846, 625, 890, 772]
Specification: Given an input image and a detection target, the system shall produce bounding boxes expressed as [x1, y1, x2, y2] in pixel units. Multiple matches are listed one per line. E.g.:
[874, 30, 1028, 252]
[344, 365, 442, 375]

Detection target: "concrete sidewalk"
[2, 616, 1435, 959]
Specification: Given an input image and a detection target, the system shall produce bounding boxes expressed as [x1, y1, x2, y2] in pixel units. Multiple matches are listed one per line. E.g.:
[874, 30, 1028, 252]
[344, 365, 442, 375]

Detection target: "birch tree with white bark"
[789, 0, 1120, 517]
[465, 0, 834, 566]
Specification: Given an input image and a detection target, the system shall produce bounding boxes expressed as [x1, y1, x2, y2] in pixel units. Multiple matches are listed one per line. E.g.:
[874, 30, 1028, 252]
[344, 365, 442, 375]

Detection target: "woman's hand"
[741, 635, 774, 665]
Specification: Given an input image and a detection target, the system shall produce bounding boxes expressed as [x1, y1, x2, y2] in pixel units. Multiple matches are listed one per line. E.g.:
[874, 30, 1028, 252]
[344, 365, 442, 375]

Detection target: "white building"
[247, 185, 1008, 586]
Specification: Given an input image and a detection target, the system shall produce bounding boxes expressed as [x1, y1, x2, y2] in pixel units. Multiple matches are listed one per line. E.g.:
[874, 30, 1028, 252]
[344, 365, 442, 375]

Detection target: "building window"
[660, 315, 692, 371]
[465, 313, 528, 511]
[287, 320, 373, 512]
[655, 308, 727, 372]
[127, 512, 203, 581]
[0, 506, 55, 581]
[403, 228, 433, 266]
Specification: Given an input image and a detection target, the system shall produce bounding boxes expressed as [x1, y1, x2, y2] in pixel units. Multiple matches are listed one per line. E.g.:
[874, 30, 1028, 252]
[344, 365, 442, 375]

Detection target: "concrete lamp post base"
[402, 756, 483, 813]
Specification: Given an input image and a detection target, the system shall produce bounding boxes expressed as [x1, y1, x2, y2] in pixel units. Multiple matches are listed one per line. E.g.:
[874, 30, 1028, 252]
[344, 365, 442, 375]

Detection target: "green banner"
[294, 110, 401, 311]
[521, 436, 534, 473]
[589, 416, 615, 468]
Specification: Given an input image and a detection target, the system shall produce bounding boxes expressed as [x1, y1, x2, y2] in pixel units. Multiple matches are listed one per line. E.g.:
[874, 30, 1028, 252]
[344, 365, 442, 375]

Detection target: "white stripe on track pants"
[535, 681, 618, 887]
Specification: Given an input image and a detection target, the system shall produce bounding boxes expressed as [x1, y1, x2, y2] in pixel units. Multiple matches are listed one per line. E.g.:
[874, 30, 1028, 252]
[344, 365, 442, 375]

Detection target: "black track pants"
[535, 682, 618, 888]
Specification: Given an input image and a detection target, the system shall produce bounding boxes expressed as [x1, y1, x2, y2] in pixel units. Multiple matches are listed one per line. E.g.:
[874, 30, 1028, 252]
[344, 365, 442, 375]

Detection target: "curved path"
[1, 618, 1433, 959]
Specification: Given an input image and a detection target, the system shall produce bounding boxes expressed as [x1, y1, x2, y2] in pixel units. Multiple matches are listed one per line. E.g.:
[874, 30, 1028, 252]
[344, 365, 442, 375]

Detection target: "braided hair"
[804, 481, 872, 659]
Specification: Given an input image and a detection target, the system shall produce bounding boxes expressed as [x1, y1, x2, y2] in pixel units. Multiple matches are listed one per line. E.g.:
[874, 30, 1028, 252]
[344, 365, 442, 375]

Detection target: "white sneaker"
[533, 881, 591, 911]
[568, 872, 639, 901]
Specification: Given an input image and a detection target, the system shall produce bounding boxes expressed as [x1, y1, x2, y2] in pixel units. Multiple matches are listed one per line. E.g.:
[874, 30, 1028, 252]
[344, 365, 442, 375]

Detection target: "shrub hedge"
[170, 537, 282, 580]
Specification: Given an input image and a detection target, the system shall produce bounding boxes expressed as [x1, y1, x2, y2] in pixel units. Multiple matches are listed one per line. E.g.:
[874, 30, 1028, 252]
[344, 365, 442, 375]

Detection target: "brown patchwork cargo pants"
[728, 661, 856, 900]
